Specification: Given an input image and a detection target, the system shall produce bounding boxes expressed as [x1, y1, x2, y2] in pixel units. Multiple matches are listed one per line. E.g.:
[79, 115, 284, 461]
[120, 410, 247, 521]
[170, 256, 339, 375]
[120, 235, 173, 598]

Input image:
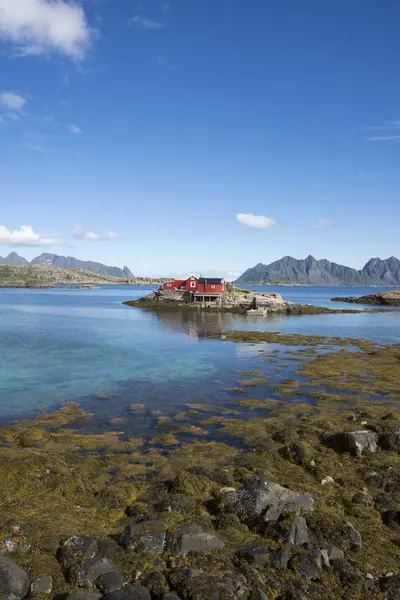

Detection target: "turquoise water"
[0, 285, 399, 426]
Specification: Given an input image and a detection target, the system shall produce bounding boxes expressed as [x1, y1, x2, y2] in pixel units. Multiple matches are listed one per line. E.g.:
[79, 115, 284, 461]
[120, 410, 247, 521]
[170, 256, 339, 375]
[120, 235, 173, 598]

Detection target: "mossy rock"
[170, 472, 217, 499]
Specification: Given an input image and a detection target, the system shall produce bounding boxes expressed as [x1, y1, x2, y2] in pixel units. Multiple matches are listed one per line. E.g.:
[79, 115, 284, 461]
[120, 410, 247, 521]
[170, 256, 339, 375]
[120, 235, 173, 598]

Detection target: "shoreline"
[1, 330, 400, 598]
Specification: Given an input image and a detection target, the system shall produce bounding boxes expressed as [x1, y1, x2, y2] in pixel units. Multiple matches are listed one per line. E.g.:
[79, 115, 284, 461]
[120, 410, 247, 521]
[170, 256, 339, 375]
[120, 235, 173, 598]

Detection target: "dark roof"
[198, 277, 224, 284]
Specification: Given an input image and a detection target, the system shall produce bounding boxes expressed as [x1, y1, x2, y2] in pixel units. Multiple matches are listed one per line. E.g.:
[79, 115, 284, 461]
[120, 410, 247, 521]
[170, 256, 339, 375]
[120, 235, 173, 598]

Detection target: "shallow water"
[0, 284, 399, 426]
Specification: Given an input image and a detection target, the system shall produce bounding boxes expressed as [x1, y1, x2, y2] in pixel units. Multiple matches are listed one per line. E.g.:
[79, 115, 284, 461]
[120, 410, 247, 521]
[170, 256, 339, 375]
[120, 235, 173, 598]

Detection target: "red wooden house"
[163, 275, 226, 299]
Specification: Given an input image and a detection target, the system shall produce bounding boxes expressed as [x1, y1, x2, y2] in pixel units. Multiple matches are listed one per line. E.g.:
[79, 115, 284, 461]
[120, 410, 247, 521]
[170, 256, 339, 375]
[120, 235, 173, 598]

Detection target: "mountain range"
[235, 255, 400, 286]
[0, 252, 133, 278]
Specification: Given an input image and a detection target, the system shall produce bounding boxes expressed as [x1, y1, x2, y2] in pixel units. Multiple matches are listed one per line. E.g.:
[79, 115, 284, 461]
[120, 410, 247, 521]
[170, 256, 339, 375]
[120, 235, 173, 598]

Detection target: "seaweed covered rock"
[379, 574, 400, 599]
[166, 526, 225, 554]
[58, 536, 98, 569]
[120, 522, 167, 553]
[30, 575, 53, 594]
[327, 430, 377, 457]
[103, 585, 152, 600]
[225, 476, 314, 526]
[236, 547, 273, 568]
[168, 568, 250, 600]
[170, 472, 216, 499]
[379, 429, 400, 452]
[157, 494, 197, 515]
[0, 556, 29, 598]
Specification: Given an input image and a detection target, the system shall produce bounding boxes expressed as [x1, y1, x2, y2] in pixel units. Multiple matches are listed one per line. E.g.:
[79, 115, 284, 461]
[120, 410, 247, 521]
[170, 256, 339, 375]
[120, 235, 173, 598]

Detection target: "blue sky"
[0, 0, 399, 277]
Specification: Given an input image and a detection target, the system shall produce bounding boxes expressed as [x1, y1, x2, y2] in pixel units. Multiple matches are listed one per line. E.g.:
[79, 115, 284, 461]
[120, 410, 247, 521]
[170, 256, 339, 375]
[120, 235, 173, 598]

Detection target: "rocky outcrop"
[332, 291, 400, 306]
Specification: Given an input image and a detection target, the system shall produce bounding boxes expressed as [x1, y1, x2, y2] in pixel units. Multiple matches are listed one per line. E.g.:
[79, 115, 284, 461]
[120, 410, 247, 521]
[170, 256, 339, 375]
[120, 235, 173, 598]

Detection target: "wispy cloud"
[236, 213, 278, 230]
[72, 226, 119, 241]
[0, 224, 61, 246]
[128, 15, 165, 30]
[365, 135, 400, 142]
[0, 0, 93, 60]
[365, 119, 400, 141]
[0, 92, 26, 111]
[68, 124, 82, 135]
[313, 218, 334, 230]
[23, 142, 45, 152]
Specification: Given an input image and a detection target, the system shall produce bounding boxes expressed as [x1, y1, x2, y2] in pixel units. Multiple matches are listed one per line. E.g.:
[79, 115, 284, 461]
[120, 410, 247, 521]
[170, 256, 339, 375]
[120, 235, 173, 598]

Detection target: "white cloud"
[236, 213, 278, 230]
[0, 224, 61, 246]
[69, 123, 82, 134]
[365, 135, 400, 141]
[128, 15, 165, 30]
[0, 0, 93, 60]
[72, 226, 119, 241]
[0, 91, 26, 110]
[313, 218, 334, 230]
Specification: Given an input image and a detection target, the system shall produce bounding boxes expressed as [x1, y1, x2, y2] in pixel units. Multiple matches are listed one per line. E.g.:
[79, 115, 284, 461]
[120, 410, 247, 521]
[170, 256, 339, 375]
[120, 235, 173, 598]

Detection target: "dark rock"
[121, 522, 167, 553]
[97, 539, 124, 560]
[161, 594, 181, 600]
[95, 571, 124, 594]
[58, 536, 98, 569]
[327, 430, 377, 457]
[215, 514, 241, 530]
[374, 492, 397, 512]
[379, 574, 400, 599]
[103, 586, 152, 600]
[168, 569, 249, 600]
[141, 572, 169, 599]
[125, 505, 156, 523]
[226, 477, 314, 526]
[322, 544, 344, 562]
[31, 576, 53, 594]
[331, 559, 360, 587]
[379, 429, 400, 452]
[382, 509, 400, 529]
[69, 557, 119, 588]
[0, 557, 29, 598]
[345, 521, 362, 550]
[236, 547, 272, 568]
[289, 547, 329, 580]
[166, 526, 224, 554]
[157, 495, 196, 515]
[67, 592, 102, 600]
[269, 514, 308, 547]
[248, 588, 270, 600]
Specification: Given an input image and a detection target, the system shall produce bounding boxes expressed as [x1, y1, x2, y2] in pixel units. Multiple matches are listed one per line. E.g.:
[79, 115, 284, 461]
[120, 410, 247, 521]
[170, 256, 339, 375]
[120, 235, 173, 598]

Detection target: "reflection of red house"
[163, 275, 226, 296]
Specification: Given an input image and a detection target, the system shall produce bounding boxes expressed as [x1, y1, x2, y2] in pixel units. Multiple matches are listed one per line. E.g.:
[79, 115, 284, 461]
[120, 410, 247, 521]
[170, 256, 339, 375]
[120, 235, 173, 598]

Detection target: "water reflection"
[150, 308, 285, 339]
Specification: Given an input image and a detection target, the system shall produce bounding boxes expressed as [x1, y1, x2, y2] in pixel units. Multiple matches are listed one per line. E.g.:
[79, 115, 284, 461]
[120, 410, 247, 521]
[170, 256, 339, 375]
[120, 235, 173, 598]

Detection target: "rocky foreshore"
[332, 291, 400, 306]
[123, 289, 370, 316]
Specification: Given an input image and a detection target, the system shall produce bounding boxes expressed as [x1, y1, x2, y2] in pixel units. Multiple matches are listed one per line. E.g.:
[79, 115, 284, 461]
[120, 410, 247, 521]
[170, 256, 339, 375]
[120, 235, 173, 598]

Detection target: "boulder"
[141, 572, 169, 599]
[379, 429, 400, 452]
[379, 574, 400, 599]
[0, 557, 29, 598]
[68, 557, 120, 588]
[67, 592, 102, 600]
[166, 526, 224, 554]
[328, 430, 377, 457]
[121, 522, 167, 553]
[345, 521, 362, 550]
[289, 547, 330, 580]
[226, 477, 314, 525]
[58, 535, 98, 569]
[236, 547, 273, 568]
[103, 586, 152, 600]
[381, 509, 400, 529]
[95, 571, 124, 594]
[30, 576, 53, 594]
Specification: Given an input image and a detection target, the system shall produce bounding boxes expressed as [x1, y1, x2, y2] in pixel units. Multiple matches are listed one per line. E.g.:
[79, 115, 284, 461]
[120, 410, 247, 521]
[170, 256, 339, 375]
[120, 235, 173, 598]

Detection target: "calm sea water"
[0, 284, 399, 427]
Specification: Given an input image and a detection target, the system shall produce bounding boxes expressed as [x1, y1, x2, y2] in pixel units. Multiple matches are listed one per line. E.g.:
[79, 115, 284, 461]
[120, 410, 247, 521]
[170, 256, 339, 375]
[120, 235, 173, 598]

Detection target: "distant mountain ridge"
[235, 255, 400, 286]
[0, 252, 133, 278]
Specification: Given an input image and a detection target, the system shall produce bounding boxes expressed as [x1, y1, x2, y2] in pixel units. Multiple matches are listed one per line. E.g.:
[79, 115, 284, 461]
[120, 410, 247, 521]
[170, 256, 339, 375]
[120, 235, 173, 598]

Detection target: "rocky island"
[332, 291, 400, 306]
[124, 288, 375, 316]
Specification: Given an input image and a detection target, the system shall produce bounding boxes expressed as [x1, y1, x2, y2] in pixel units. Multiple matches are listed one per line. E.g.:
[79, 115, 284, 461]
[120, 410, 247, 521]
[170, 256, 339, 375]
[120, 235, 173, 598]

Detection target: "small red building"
[163, 275, 226, 298]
